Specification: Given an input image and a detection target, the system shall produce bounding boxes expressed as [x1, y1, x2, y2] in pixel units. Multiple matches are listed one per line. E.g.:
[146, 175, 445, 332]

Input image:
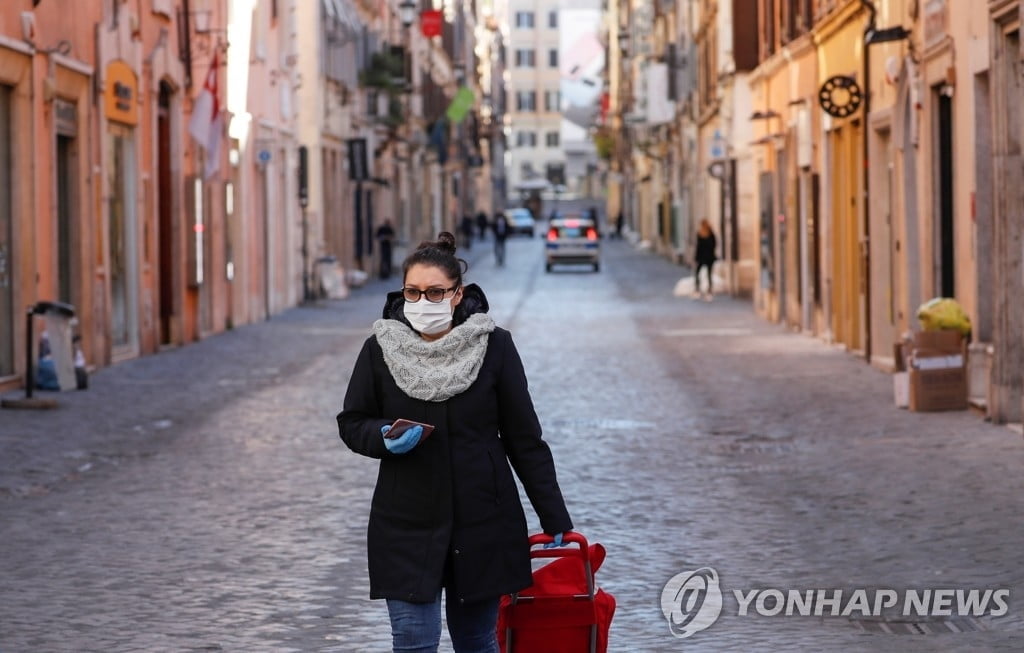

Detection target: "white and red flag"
[188, 52, 222, 179]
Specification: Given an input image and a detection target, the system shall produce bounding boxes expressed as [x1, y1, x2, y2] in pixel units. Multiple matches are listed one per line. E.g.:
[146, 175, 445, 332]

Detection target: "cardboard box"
[912, 330, 963, 355]
[907, 330, 968, 412]
[909, 366, 968, 412]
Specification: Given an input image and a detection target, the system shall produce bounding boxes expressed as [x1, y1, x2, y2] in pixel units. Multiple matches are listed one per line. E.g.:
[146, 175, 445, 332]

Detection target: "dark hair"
[402, 231, 468, 285]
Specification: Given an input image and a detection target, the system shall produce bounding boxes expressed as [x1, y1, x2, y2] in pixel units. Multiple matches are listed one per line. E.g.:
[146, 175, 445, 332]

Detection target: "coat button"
[454, 549, 460, 555]
[408, 593, 415, 600]
[459, 598, 465, 605]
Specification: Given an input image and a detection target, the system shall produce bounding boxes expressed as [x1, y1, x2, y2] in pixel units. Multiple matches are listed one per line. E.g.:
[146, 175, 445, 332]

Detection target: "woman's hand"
[381, 424, 423, 454]
[542, 532, 570, 549]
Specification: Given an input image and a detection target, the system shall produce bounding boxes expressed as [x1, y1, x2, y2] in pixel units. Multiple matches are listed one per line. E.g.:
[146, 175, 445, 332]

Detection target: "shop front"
[0, 42, 33, 391]
[0, 85, 12, 379]
[815, 4, 868, 353]
[104, 60, 141, 361]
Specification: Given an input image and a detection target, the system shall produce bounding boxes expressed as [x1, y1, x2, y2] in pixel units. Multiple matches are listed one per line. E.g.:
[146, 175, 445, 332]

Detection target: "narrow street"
[2, 235, 1024, 652]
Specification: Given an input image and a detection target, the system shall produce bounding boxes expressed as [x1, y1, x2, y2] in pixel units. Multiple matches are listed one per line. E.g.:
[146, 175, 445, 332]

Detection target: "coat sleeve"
[337, 337, 393, 459]
[495, 331, 573, 535]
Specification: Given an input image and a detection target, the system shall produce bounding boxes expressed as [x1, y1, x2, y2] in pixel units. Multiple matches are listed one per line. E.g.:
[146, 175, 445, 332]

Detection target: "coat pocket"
[488, 446, 522, 508]
[373, 460, 432, 523]
[487, 448, 502, 505]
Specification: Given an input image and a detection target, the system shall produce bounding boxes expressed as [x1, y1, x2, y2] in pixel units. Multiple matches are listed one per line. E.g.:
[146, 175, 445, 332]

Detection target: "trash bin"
[31, 301, 77, 393]
[314, 256, 349, 300]
[0, 301, 76, 410]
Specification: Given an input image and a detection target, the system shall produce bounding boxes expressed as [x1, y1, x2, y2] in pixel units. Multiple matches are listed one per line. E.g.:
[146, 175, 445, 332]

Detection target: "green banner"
[445, 86, 475, 124]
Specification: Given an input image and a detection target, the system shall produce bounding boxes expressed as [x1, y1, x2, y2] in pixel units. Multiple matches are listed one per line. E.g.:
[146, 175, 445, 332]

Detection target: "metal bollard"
[24, 306, 34, 400]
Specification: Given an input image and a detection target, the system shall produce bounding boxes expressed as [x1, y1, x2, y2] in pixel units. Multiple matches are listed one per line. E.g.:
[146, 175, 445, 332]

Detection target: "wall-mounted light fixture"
[191, 6, 213, 33]
[865, 25, 910, 45]
[399, 0, 417, 28]
[189, 0, 227, 36]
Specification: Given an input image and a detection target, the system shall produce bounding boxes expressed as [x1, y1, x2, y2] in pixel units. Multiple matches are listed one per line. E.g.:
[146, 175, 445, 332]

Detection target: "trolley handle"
[528, 532, 589, 559]
[523, 532, 596, 602]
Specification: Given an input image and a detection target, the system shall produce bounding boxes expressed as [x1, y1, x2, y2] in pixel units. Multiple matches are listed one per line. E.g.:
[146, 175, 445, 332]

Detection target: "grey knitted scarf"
[373, 313, 496, 402]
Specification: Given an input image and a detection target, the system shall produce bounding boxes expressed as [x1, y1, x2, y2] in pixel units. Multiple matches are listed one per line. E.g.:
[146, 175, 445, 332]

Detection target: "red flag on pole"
[188, 52, 223, 179]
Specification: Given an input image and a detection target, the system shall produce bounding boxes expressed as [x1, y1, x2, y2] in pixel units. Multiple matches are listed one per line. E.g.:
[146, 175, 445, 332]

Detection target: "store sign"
[818, 76, 863, 118]
[54, 99, 77, 137]
[104, 60, 138, 125]
[632, 5, 654, 58]
[347, 138, 368, 181]
[421, 10, 443, 38]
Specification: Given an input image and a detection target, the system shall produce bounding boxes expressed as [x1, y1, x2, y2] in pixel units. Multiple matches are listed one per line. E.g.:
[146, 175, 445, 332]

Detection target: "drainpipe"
[861, 0, 876, 363]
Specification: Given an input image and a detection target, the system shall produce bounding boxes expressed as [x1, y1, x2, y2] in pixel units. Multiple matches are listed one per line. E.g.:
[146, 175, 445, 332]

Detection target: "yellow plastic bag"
[916, 298, 971, 336]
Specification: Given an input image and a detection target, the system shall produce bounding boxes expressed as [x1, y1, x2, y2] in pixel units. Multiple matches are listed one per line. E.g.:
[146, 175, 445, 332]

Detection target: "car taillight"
[547, 228, 559, 241]
[586, 228, 598, 241]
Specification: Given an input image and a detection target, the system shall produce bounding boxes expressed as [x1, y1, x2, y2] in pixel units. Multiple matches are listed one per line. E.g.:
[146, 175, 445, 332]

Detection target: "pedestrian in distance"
[376, 218, 396, 279]
[336, 232, 574, 653]
[476, 211, 489, 241]
[614, 211, 624, 239]
[694, 218, 718, 301]
[492, 212, 509, 267]
[460, 214, 475, 250]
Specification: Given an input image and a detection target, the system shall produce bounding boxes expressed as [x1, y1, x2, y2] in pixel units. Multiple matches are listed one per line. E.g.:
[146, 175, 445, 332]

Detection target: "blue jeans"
[386, 591, 499, 653]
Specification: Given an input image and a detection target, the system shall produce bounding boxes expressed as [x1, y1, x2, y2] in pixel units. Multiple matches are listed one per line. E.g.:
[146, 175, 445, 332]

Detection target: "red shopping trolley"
[497, 533, 616, 653]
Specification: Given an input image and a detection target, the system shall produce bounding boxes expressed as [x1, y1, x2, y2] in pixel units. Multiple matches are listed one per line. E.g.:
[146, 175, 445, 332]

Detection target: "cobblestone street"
[2, 235, 1024, 652]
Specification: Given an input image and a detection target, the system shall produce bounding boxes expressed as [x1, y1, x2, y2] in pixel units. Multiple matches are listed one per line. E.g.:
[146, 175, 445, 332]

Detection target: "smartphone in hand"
[386, 418, 435, 441]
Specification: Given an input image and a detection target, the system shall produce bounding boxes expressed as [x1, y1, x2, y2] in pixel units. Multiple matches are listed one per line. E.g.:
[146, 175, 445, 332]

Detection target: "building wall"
[0, 0, 219, 384]
[506, 0, 563, 199]
[246, 0, 301, 312]
[0, 27, 38, 389]
[0, 0, 312, 393]
[984, 0, 1024, 423]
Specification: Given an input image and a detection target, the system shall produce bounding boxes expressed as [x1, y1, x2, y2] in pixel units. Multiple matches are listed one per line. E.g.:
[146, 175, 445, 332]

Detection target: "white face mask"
[404, 297, 454, 335]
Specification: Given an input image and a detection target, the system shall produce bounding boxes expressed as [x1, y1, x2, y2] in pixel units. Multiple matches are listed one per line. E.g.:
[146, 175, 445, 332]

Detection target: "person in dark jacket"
[460, 214, 475, 250]
[476, 210, 489, 240]
[375, 218, 396, 279]
[694, 218, 718, 301]
[492, 212, 509, 267]
[337, 231, 573, 653]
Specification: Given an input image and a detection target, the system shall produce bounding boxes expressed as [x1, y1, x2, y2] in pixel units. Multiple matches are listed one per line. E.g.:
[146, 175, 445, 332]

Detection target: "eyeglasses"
[402, 285, 459, 303]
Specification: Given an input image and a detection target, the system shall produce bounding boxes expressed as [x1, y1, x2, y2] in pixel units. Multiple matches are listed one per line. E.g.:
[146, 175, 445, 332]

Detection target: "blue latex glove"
[543, 532, 569, 549]
[381, 424, 423, 454]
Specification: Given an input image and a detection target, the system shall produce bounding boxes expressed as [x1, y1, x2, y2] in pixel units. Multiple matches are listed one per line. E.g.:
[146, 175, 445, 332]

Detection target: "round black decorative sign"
[818, 76, 863, 118]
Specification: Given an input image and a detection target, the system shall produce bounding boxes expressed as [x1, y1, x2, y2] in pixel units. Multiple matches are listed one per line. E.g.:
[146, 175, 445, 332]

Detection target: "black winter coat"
[337, 285, 573, 604]
[695, 232, 717, 265]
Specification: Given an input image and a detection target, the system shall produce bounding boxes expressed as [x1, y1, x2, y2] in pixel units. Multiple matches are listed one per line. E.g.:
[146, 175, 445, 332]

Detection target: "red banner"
[421, 10, 443, 38]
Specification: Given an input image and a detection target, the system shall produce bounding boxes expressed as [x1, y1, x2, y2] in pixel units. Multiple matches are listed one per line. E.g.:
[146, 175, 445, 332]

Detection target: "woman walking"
[337, 232, 574, 653]
[694, 219, 718, 301]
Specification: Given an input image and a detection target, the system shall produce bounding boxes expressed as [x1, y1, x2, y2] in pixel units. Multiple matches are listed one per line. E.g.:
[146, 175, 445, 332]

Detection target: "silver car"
[545, 216, 600, 272]
[507, 208, 536, 237]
